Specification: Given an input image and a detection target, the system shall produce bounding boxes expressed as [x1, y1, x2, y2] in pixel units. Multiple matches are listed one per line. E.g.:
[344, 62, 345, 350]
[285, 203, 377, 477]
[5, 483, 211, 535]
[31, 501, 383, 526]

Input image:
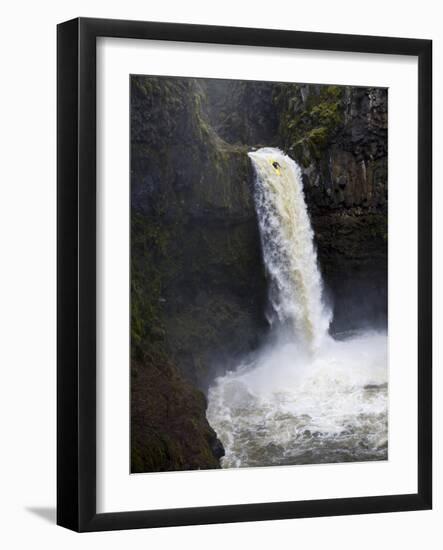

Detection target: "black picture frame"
[57, 17, 432, 532]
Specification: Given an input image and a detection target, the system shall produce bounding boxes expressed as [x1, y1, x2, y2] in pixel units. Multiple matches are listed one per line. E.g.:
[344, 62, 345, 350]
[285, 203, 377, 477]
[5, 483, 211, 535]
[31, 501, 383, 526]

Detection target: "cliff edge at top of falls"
[130, 76, 388, 472]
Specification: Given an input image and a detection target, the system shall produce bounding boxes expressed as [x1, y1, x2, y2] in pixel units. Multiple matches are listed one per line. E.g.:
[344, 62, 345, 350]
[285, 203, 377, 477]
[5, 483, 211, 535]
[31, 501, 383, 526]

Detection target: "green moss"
[273, 84, 344, 162]
[131, 433, 184, 473]
[131, 212, 171, 360]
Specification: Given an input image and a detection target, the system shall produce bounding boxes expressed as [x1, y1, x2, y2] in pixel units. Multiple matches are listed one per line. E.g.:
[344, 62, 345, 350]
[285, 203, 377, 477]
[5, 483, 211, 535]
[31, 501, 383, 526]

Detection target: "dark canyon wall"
[131, 76, 388, 472]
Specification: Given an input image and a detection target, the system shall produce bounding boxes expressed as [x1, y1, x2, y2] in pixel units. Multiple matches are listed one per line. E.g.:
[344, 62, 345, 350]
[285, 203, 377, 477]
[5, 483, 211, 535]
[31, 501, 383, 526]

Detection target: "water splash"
[207, 330, 388, 467]
[249, 148, 331, 349]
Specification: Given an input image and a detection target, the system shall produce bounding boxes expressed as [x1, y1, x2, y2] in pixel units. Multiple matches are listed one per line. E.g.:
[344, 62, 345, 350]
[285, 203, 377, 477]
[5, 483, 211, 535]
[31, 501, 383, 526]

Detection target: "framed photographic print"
[57, 17, 432, 531]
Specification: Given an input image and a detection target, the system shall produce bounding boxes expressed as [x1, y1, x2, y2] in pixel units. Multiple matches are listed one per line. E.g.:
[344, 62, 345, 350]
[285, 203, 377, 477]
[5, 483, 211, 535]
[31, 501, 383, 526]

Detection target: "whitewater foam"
[207, 331, 387, 467]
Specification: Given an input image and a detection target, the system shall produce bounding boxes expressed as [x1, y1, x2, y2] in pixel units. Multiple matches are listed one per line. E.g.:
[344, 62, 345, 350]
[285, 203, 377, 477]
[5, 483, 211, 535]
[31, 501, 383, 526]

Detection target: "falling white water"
[207, 148, 388, 468]
[249, 148, 331, 349]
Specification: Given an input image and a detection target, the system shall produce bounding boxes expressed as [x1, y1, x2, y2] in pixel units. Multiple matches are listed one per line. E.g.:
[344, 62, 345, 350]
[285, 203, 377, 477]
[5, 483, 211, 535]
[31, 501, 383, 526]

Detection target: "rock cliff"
[131, 76, 388, 472]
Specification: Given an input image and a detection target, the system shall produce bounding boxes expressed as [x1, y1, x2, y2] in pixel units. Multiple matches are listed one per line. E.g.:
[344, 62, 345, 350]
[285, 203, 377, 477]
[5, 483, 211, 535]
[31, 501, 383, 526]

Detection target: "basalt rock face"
[131, 77, 268, 387]
[131, 76, 268, 471]
[131, 76, 388, 472]
[275, 84, 387, 210]
[131, 355, 224, 473]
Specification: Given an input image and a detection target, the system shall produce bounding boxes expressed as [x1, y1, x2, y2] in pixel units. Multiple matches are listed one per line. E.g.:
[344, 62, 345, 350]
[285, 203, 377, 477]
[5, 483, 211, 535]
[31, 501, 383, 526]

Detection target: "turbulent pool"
[207, 331, 388, 468]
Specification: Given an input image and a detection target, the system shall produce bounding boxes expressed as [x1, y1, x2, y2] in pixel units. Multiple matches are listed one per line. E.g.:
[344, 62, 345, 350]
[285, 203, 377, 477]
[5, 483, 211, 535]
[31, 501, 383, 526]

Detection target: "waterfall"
[206, 148, 387, 470]
[249, 148, 331, 349]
